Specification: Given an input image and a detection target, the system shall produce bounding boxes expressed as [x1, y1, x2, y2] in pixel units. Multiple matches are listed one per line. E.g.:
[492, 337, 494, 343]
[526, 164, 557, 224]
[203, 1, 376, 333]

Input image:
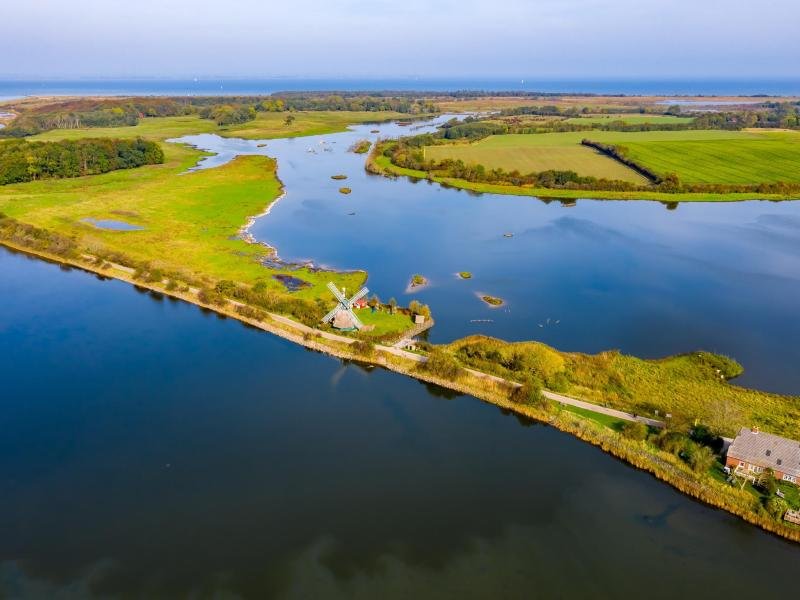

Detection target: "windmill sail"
[349, 287, 369, 305]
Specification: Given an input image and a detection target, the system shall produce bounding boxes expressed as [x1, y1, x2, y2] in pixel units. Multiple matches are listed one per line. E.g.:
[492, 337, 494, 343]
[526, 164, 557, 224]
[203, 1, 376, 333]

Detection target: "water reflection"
[1, 247, 798, 598]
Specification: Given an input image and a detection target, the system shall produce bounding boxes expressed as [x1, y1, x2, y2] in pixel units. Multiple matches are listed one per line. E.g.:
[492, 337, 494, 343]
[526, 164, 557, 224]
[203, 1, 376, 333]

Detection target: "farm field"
[425, 129, 800, 184]
[563, 114, 694, 125]
[424, 135, 649, 183]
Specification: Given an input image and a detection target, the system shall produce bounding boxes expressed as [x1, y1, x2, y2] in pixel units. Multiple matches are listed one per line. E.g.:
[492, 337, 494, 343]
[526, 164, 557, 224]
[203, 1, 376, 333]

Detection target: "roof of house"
[728, 427, 800, 478]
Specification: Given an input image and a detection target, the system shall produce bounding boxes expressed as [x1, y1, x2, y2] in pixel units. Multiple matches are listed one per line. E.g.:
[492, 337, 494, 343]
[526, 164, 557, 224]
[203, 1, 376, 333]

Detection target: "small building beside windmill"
[725, 426, 800, 485]
[353, 297, 368, 310]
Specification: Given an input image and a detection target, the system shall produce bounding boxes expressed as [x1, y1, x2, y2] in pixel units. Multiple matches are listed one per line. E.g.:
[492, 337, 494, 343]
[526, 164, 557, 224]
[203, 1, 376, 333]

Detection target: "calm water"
[175, 117, 800, 395]
[3, 78, 800, 98]
[1, 246, 798, 598]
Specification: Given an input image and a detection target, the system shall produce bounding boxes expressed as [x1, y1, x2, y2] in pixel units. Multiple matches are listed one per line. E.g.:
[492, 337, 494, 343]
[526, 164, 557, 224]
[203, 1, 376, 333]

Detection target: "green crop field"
[424, 135, 649, 183]
[563, 114, 694, 125]
[622, 132, 800, 184]
[425, 129, 800, 185]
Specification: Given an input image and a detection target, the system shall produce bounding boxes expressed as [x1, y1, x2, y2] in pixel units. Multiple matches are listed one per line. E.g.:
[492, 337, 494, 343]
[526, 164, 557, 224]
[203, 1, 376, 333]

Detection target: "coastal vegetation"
[410, 273, 427, 288]
[349, 139, 372, 154]
[480, 295, 504, 306]
[445, 336, 799, 439]
[0, 94, 437, 138]
[25, 111, 420, 144]
[0, 137, 164, 184]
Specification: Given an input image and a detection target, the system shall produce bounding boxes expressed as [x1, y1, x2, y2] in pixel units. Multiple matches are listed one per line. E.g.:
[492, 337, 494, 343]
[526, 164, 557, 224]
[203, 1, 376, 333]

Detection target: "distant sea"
[1, 78, 800, 100]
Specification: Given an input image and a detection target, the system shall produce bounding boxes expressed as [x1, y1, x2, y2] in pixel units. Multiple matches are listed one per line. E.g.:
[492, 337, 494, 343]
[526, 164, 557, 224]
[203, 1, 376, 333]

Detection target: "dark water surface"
[1, 246, 798, 598]
[175, 117, 800, 395]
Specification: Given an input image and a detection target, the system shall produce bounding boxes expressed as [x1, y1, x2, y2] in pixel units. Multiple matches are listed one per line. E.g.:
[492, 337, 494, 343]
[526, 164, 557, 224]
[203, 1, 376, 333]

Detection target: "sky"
[2, 0, 799, 79]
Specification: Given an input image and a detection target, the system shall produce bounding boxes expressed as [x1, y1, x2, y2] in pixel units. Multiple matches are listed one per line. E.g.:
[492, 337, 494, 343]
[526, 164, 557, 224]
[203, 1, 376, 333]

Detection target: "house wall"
[726, 455, 798, 485]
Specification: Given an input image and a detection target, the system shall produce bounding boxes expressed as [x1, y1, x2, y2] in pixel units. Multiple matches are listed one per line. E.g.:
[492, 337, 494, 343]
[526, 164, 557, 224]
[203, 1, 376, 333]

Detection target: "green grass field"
[0, 141, 365, 302]
[425, 129, 800, 186]
[563, 114, 694, 125]
[561, 404, 626, 431]
[30, 111, 415, 143]
[356, 309, 416, 337]
[622, 132, 800, 184]
[424, 135, 649, 183]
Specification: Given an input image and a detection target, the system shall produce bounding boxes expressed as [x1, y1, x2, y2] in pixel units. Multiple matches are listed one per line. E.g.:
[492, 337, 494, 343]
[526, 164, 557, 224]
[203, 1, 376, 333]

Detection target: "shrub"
[418, 350, 463, 380]
[621, 421, 649, 441]
[683, 442, 716, 473]
[197, 287, 226, 306]
[765, 496, 789, 519]
[352, 339, 376, 358]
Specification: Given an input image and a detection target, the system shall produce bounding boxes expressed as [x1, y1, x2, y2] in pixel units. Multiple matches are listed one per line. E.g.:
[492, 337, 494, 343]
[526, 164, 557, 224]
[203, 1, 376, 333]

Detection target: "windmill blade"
[322, 306, 340, 323]
[327, 282, 347, 304]
[348, 308, 364, 329]
[349, 287, 369, 306]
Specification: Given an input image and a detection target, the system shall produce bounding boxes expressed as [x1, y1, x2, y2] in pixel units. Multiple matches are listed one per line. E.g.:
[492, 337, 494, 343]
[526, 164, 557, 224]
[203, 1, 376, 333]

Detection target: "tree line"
[0, 94, 439, 138]
[0, 137, 164, 185]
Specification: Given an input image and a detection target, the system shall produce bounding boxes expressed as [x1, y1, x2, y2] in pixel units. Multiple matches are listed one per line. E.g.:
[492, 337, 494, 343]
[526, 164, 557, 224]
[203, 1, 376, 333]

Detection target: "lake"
[1, 245, 798, 598]
[174, 116, 800, 395]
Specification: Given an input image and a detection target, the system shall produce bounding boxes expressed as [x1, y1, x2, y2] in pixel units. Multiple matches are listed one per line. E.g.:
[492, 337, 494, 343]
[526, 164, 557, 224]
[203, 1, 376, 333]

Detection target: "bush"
[352, 339, 376, 358]
[765, 496, 789, 519]
[418, 350, 464, 380]
[510, 379, 552, 410]
[653, 430, 688, 455]
[621, 421, 649, 441]
[683, 442, 716, 473]
[197, 287, 226, 306]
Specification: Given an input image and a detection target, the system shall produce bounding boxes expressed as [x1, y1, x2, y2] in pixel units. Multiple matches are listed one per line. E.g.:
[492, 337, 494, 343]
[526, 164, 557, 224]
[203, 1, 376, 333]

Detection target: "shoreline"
[3, 237, 798, 546]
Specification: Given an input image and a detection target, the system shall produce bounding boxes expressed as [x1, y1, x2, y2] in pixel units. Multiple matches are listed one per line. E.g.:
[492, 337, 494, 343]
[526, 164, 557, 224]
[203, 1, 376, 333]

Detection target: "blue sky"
[2, 0, 798, 78]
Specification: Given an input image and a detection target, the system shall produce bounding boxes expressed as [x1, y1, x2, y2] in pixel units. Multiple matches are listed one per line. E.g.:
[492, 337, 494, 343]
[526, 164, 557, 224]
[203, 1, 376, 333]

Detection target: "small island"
[331, 174, 348, 180]
[410, 274, 427, 288]
[480, 294, 504, 307]
[458, 271, 472, 279]
[349, 140, 372, 154]
[339, 187, 352, 194]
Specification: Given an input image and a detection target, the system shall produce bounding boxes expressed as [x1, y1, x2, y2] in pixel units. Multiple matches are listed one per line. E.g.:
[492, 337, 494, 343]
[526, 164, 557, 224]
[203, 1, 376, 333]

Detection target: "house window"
[748, 464, 763, 474]
[739, 461, 745, 468]
[783, 474, 797, 484]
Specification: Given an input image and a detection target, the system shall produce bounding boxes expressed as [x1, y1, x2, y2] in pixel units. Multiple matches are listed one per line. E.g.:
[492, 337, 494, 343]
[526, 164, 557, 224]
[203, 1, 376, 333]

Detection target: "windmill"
[322, 282, 369, 330]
